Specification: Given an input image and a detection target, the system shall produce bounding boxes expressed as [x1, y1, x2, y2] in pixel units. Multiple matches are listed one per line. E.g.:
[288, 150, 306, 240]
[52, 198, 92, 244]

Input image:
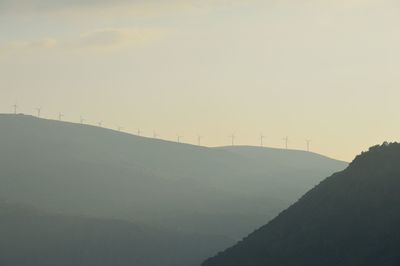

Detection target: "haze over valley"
[1, 1, 400, 265]
[0, 114, 347, 265]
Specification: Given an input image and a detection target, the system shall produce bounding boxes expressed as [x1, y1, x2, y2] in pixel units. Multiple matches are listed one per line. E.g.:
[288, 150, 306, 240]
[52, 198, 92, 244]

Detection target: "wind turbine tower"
[197, 135, 203, 146]
[12, 104, 18, 114]
[306, 139, 312, 152]
[260, 134, 265, 147]
[229, 134, 236, 146]
[58, 113, 64, 121]
[98, 121, 103, 127]
[137, 129, 142, 136]
[177, 135, 183, 143]
[36, 107, 41, 118]
[283, 136, 289, 149]
[80, 116, 85, 124]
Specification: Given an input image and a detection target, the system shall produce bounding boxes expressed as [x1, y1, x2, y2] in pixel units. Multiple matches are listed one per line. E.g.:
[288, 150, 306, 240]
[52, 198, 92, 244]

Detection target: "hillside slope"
[0, 201, 227, 266]
[0, 114, 347, 265]
[203, 143, 400, 266]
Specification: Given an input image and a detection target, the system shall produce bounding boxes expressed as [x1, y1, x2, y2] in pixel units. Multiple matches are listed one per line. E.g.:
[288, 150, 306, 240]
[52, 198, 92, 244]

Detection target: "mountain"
[0, 114, 347, 265]
[203, 142, 400, 266]
[0, 200, 227, 266]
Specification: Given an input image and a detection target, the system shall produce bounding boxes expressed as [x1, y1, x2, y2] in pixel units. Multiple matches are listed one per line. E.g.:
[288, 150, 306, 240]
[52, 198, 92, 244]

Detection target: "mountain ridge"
[203, 142, 400, 266]
[0, 114, 348, 266]
[0, 113, 346, 163]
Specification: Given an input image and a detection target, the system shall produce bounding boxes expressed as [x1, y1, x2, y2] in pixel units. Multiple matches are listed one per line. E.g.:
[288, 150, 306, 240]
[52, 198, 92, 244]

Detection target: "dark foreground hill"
[0, 114, 347, 265]
[203, 143, 400, 266]
[0, 200, 227, 266]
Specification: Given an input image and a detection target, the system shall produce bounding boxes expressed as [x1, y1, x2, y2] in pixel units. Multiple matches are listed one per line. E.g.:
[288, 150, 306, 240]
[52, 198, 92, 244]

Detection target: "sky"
[1, 0, 400, 161]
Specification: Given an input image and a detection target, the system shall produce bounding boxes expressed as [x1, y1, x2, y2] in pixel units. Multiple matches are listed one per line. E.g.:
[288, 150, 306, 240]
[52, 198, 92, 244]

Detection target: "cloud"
[0, 38, 58, 56]
[0, 0, 130, 12]
[0, 27, 166, 56]
[0, 0, 252, 17]
[78, 28, 166, 49]
[12, 38, 58, 49]
[0, 0, 393, 18]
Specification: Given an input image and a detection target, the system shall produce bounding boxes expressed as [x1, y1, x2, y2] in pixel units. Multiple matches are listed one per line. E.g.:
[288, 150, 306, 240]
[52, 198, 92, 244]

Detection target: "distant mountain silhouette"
[0, 114, 347, 265]
[0, 200, 227, 266]
[203, 142, 400, 266]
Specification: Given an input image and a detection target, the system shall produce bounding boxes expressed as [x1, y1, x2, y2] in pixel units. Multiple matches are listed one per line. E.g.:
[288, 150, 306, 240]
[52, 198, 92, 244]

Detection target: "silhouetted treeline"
[203, 142, 400, 266]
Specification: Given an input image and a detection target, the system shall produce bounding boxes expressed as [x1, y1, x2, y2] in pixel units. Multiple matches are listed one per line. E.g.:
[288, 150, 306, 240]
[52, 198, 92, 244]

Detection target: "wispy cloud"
[78, 28, 166, 49]
[0, 38, 58, 56]
[9, 38, 57, 49]
[0, 27, 166, 56]
[0, 0, 253, 17]
[1, 0, 393, 18]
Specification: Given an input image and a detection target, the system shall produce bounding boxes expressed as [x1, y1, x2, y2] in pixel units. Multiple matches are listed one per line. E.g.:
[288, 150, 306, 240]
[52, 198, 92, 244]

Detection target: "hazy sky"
[1, 0, 400, 161]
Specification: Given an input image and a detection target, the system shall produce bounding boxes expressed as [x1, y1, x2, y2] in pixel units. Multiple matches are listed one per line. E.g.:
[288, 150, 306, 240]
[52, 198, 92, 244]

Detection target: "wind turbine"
[229, 134, 236, 146]
[118, 126, 123, 132]
[12, 104, 18, 114]
[260, 133, 265, 147]
[137, 129, 142, 136]
[58, 113, 64, 121]
[283, 136, 289, 149]
[153, 131, 158, 138]
[80, 116, 85, 124]
[35, 107, 41, 118]
[98, 121, 103, 127]
[197, 135, 203, 146]
[177, 134, 183, 143]
[306, 139, 312, 152]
